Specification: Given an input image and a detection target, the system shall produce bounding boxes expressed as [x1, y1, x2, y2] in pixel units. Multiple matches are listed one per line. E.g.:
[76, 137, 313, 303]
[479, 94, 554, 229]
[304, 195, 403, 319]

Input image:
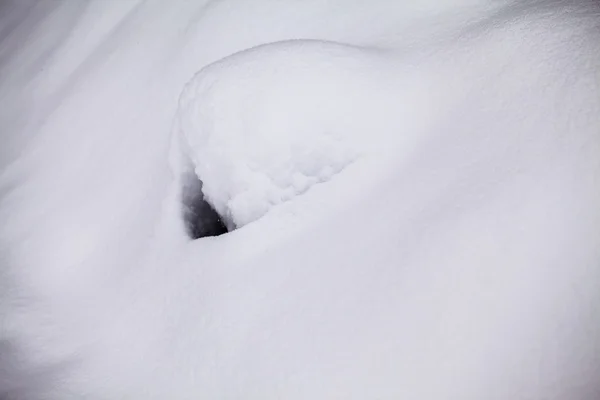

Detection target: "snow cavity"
[180, 170, 228, 239]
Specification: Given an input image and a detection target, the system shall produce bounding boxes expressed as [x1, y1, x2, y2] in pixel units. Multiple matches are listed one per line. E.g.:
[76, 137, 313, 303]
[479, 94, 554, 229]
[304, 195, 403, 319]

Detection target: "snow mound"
[174, 40, 415, 228]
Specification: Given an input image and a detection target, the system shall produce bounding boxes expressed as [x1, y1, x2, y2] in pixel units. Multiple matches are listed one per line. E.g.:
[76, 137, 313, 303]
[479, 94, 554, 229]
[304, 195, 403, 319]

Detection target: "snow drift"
[1, 1, 600, 399]
[174, 39, 427, 228]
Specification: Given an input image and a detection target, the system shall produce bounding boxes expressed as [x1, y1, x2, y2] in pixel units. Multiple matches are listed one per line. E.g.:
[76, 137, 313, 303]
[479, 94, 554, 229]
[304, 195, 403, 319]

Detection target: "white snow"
[1, 1, 600, 399]
[175, 39, 428, 228]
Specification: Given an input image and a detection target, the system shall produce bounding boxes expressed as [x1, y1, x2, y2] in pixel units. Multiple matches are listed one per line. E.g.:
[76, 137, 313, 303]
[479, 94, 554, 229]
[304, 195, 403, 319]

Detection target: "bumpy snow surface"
[175, 40, 420, 228]
[1, 1, 600, 399]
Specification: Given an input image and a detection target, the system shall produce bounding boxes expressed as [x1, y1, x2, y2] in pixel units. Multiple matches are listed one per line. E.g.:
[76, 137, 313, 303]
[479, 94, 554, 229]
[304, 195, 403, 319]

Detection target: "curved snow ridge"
[175, 39, 421, 228]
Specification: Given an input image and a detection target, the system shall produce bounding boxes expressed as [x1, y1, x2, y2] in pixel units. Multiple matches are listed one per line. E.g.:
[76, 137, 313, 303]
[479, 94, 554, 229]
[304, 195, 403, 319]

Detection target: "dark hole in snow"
[181, 172, 228, 239]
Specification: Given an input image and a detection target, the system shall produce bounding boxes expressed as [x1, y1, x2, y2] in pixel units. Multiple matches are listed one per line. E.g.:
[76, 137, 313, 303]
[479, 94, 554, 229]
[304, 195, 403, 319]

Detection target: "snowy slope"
[1, 1, 599, 399]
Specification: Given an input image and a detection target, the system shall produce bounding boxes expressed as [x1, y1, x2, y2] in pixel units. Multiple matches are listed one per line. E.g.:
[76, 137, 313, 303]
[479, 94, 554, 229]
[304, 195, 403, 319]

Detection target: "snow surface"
[1, 1, 600, 399]
[174, 39, 427, 228]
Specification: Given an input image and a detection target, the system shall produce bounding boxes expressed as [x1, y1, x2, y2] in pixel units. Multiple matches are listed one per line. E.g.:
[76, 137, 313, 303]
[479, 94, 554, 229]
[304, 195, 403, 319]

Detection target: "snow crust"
[1, 1, 600, 399]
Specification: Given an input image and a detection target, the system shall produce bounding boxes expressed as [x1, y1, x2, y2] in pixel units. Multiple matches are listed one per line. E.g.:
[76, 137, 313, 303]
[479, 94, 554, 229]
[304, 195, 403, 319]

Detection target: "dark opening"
[181, 172, 228, 239]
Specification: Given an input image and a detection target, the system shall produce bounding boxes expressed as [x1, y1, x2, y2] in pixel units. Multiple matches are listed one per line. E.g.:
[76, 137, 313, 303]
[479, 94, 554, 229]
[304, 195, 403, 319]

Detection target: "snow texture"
[1, 1, 600, 399]
[175, 39, 421, 228]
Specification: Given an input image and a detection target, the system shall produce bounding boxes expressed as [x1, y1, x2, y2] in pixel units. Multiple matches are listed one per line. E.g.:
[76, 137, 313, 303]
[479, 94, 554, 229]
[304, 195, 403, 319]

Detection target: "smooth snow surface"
[1, 1, 600, 399]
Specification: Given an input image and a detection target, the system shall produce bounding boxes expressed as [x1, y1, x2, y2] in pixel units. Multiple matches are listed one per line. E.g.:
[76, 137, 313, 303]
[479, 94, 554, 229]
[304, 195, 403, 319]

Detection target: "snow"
[1, 1, 600, 399]
[175, 39, 427, 228]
